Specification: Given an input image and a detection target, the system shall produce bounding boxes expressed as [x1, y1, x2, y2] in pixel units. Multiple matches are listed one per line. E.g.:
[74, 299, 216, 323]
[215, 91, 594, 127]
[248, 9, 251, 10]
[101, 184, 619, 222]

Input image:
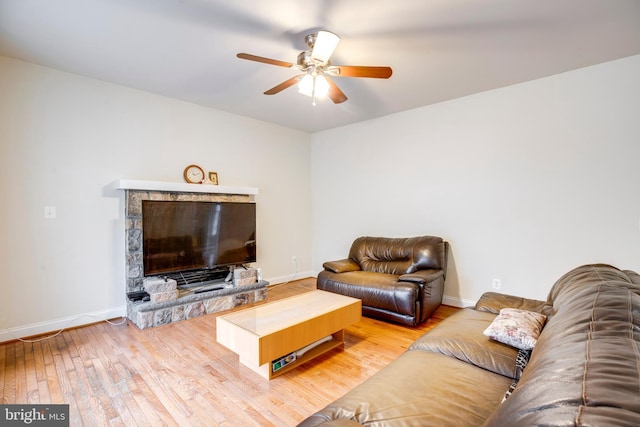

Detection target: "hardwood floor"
[0, 279, 459, 426]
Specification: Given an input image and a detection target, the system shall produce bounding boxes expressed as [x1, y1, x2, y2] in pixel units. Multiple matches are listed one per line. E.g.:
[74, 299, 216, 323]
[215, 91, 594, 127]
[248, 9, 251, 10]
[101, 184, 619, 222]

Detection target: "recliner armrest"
[323, 259, 361, 274]
[399, 269, 444, 284]
[475, 291, 546, 314]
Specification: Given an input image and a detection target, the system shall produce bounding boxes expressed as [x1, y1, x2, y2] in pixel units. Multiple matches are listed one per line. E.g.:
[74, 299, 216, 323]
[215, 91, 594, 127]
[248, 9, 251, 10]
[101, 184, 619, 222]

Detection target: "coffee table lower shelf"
[241, 330, 346, 379]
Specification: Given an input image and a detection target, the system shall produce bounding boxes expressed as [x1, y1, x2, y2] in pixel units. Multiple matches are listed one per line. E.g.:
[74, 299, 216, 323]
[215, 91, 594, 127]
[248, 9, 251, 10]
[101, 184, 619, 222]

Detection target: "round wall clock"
[183, 164, 205, 184]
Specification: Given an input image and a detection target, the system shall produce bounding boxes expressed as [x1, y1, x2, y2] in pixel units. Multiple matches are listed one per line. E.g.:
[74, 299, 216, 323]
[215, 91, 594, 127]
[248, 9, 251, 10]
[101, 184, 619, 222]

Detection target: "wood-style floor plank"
[0, 278, 459, 426]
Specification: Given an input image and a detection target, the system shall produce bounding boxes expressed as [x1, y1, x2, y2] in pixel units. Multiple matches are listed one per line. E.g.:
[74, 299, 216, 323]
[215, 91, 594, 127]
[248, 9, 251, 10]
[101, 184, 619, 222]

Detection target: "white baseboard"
[442, 295, 475, 308]
[0, 306, 126, 343]
[266, 270, 315, 286]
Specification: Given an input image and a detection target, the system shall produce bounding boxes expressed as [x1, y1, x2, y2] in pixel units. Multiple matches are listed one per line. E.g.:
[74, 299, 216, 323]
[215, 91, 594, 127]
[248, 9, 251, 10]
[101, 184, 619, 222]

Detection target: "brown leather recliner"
[317, 236, 448, 326]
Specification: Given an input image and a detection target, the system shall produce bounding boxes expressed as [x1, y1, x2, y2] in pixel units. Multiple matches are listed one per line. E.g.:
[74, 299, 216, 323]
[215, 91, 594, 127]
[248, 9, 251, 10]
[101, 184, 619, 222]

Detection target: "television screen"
[142, 201, 256, 276]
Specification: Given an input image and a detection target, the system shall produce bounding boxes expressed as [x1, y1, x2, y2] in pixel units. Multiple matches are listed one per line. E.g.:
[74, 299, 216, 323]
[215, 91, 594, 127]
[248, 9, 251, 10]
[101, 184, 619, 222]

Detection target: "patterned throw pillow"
[483, 308, 547, 351]
[502, 348, 532, 402]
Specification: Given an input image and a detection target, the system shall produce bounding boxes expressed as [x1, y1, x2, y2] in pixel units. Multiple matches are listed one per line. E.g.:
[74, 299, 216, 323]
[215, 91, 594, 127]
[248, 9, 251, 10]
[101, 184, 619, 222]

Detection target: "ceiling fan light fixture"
[314, 75, 330, 96]
[311, 30, 340, 63]
[298, 74, 330, 105]
[298, 74, 330, 97]
[298, 74, 314, 96]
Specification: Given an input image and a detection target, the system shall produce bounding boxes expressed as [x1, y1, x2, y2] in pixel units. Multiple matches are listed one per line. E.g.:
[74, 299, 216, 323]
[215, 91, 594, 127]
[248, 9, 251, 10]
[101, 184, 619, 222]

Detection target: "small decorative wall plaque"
[208, 171, 219, 185]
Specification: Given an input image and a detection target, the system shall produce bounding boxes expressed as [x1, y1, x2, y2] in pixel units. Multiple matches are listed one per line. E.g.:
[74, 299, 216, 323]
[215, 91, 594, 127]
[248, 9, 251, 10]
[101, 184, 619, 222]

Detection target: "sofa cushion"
[298, 351, 513, 427]
[409, 308, 525, 380]
[317, 270, 418, 316]
[482, 308, 546, 351]
[475, 291, 546, 314]
[348, 236, 446, 275]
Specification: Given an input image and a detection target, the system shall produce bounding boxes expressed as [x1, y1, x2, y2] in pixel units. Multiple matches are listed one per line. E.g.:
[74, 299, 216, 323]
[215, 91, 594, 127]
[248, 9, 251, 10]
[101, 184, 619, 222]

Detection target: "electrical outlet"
[291, 256, 297, 264]
[492, 278, 501, 290]
[44, 206, 56, 219]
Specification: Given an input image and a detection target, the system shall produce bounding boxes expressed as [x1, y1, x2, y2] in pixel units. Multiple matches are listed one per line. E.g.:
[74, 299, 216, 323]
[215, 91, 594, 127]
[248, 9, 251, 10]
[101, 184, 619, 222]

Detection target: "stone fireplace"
[111, 179, 267, 329]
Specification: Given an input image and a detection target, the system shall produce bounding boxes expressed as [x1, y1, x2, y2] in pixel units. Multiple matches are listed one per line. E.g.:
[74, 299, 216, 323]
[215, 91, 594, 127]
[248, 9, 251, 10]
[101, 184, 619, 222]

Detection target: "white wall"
[2, 53, 639, 340]
[311, 55, 640, 306]
[0, 56, 312, 340]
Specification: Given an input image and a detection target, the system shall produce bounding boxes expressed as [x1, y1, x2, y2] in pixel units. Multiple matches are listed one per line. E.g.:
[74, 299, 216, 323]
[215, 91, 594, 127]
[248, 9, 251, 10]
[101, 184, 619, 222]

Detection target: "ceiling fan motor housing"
[297, 49, 330, 70]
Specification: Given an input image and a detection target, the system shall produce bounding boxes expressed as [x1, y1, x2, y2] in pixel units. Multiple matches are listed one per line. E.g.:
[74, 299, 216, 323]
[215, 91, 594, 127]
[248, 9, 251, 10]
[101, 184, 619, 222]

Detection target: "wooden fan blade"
[264, 75, 302, 95]
[237, 53, 294, 68]
[332, 65, 392, 79]
[325, 77, 348, 104]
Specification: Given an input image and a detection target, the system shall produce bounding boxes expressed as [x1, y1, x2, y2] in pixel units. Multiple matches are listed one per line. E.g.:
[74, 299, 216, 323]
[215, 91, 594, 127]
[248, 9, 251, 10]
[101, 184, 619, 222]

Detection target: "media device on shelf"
[141, 200, 256, 288]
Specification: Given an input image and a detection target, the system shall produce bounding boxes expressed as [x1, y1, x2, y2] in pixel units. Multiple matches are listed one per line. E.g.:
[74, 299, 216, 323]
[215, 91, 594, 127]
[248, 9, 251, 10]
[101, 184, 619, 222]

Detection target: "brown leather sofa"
[299, 264, 640, 426]
[317, 236, 448, 326]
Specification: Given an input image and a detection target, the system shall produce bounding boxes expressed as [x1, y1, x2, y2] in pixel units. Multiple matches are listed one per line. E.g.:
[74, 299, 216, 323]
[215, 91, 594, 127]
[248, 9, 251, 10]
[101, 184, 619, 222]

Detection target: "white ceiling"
[1, 0, 639, 133]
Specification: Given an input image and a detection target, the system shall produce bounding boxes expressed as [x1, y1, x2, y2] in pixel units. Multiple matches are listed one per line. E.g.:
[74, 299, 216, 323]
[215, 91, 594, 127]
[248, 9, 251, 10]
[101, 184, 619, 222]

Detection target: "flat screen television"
[142, 200, 256, 276]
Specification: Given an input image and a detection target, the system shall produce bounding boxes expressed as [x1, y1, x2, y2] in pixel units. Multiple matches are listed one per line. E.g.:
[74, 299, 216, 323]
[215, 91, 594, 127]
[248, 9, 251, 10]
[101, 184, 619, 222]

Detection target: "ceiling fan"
[237, 31, 392, 105]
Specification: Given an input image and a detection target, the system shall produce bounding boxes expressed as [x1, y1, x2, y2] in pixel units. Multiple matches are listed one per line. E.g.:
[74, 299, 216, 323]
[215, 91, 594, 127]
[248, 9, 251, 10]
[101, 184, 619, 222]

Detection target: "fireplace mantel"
[110, 179, 258, 196]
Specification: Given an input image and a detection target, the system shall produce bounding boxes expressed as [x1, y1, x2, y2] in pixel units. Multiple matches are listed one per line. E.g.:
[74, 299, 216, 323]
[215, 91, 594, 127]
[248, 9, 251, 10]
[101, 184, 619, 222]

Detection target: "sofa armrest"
[399, 269, 444, 284]
[322, 259, 361, 274]
[475, 291, 546, 314]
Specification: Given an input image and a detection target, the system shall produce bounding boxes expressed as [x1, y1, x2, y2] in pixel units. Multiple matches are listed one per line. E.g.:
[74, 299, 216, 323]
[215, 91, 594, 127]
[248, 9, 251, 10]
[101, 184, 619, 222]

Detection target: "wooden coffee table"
[216, 290, 361, 379]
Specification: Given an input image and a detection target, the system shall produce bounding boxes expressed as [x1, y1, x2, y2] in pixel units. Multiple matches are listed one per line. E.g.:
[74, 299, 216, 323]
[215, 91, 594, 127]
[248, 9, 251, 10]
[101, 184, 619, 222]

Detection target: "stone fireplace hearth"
[127, 281, 267, 329]
[111, 179, 267, 329]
